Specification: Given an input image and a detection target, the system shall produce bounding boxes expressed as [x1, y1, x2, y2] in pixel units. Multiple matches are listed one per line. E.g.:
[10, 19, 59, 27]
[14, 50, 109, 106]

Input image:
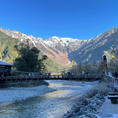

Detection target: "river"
[0, 80, 97, 118]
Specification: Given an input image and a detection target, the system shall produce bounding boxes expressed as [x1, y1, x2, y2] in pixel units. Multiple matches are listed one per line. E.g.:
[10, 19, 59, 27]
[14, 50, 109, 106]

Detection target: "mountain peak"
[51, 36, 59, 39]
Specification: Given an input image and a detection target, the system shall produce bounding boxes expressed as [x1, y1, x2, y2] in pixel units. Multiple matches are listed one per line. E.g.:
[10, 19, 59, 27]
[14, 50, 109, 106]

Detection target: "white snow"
[0, 85, 53, 106]
[40, 40, 48, 48]
[44, 36, 81, 47]
[29, 37, 36, 47]
[96, 97, 118, 118]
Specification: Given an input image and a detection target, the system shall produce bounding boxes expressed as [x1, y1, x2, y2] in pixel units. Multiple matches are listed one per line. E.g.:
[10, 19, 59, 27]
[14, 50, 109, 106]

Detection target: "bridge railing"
[0, 72, 104, 81]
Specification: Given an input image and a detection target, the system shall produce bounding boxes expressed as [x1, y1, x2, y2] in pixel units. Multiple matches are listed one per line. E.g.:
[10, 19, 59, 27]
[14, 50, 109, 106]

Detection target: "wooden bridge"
[0, 74, 103, 83]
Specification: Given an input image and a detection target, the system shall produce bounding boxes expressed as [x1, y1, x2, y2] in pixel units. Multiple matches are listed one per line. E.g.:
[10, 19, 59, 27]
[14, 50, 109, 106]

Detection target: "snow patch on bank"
[0, 85, 53, 106]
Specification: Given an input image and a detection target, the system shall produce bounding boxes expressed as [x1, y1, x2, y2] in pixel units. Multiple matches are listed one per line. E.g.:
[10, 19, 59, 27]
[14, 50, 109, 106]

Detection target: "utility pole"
[103, 55, 108, 76]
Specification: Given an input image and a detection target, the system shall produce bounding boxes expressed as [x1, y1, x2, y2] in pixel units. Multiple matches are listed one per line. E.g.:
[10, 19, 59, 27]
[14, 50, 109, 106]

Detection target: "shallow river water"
[0, 80, 97, 118]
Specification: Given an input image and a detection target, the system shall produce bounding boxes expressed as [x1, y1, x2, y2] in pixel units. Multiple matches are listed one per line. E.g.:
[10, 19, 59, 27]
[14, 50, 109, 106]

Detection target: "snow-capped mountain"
[0, 27, 118, 66]
[44, 36, 86, 53]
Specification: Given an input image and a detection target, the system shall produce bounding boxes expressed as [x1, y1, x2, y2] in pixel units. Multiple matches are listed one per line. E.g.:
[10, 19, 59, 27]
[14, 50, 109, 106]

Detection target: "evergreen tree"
[13, 44, 47, 72]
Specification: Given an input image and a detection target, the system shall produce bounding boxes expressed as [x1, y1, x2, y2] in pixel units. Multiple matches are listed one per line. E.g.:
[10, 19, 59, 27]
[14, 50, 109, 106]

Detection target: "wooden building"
[0, 61, 12, 77]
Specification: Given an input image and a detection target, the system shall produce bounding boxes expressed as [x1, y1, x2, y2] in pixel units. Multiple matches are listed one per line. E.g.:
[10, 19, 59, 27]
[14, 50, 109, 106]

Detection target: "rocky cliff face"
[0, 27, 117, 66]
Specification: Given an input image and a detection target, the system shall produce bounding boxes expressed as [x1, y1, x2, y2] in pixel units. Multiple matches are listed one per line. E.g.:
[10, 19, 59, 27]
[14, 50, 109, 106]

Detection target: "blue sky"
[0, 0, 118, 40]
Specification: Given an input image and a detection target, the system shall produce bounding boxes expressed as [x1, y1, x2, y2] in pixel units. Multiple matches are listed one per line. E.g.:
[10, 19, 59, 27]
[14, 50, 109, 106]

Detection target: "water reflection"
[0, 81, 96, 118]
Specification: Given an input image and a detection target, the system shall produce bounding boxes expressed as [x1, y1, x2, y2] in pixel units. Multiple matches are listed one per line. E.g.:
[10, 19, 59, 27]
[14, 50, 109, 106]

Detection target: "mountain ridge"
[0, 27, 118, 66]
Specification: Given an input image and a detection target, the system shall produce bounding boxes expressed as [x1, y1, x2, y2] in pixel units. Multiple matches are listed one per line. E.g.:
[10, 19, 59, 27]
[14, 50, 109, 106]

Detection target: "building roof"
[0, 60, 12, 66]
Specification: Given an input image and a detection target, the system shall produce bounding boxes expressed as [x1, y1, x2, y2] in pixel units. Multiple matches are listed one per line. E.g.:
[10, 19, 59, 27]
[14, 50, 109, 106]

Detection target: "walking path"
[96, 97, 118, 118]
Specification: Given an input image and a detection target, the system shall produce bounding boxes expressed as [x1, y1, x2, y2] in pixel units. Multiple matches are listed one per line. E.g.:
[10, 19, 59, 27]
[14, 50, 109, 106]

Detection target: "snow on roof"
[0, 60, 12, 66]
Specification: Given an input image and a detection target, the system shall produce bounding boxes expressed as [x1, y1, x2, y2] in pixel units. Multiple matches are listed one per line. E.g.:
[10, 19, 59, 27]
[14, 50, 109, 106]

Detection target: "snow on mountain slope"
[0, 27, 117, 66]
[44, 36, 79, 47]
[44, 36, 87, 53]
[0, 28, 80, 66]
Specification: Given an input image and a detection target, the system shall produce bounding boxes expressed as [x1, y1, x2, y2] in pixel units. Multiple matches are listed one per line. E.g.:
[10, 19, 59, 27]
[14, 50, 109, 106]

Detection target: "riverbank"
[0, 80, 48, 88]
[63, 82, 112, 118]
[0, 85, 53, 106]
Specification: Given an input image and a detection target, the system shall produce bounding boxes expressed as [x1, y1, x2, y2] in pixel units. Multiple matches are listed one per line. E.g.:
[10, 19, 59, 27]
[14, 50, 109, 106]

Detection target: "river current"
[0, 80, 97, 118]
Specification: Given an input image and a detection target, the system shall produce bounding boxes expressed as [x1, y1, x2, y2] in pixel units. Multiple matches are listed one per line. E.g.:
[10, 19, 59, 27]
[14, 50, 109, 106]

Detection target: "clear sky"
[0, 0, 118, 40]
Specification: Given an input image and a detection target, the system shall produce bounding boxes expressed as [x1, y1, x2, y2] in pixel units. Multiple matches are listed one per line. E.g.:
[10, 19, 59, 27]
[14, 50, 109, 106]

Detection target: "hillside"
[0, 31, 18, 63]
[0, 30, 63, 72]
[69, 27, 118, 63]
